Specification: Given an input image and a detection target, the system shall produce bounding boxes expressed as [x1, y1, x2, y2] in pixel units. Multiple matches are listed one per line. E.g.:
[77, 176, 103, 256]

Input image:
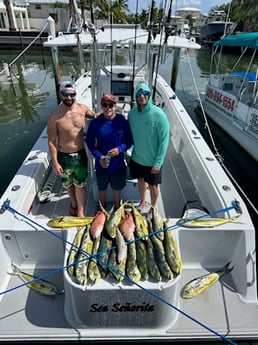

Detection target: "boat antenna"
[130, 0, 140, 108]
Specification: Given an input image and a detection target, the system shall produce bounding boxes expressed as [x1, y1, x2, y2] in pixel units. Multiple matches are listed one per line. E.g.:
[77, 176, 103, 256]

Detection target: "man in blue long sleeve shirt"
[85, 94, 133, 209]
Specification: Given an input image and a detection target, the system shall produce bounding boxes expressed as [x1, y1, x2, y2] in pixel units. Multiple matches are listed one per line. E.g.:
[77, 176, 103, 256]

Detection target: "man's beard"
[63, 99, 75, 107]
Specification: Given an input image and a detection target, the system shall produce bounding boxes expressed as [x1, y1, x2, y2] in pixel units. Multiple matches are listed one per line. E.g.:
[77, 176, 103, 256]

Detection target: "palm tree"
[93, 0, 129, 23]
[3, 0, 16, 31]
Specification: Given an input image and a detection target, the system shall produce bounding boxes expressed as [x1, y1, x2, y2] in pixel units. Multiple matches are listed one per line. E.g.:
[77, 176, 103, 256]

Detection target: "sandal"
[69, 204, 78, 216]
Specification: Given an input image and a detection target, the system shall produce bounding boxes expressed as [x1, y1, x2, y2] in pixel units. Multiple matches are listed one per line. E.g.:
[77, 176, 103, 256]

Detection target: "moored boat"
[200, 32, 258, 162]
[0, 14, 257, 345]
[200, 10, 235, 47]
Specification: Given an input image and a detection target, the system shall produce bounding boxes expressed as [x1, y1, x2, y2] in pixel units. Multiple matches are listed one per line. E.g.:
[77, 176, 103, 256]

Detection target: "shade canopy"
[214, 32, 258, 50]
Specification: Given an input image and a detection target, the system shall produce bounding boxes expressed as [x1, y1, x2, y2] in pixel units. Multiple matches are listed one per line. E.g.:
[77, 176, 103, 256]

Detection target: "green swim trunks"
[58, 149, 88, 188]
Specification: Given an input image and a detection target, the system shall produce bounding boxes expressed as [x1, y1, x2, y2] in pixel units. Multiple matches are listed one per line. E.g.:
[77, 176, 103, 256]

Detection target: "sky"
[127, 0, 231, 15]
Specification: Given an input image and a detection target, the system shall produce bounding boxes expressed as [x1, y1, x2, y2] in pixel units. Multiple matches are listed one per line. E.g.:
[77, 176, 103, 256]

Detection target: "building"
[0, 0, 70, 32]
[0, 0, 30, 30]
[173, 7, 206, 37]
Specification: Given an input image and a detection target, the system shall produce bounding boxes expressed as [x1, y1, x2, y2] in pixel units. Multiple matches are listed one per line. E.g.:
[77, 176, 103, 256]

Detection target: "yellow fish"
[177, 215, 241, 228]
[7, 264, 59, 296]
[47, 216, 94, 228]
[181, 262, 234, 299]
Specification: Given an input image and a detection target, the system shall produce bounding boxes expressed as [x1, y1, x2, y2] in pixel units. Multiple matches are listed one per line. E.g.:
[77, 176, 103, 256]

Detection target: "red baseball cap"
[101, 94, 116, 104]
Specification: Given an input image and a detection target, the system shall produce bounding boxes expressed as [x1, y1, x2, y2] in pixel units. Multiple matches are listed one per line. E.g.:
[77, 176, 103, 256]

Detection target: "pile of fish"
[66, 202, 182, 285]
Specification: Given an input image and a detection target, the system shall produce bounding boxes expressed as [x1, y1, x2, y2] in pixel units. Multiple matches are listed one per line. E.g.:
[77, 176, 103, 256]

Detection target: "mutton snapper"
[181, 262, 234, 299]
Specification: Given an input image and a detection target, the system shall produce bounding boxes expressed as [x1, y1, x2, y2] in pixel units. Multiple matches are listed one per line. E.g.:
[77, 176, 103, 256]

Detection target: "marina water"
[0, 48, 257, 229]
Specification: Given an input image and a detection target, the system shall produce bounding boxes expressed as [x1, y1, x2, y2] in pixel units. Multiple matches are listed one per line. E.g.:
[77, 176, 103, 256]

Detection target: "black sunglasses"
[62, 91, 76, 97]
[102, 102, 115, 108]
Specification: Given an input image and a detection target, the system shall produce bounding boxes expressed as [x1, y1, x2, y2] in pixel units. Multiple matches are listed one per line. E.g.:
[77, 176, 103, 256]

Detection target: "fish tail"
[229, 216, 242, 223]
[7, 263, 20, 275]
[218, 261, 234, 277]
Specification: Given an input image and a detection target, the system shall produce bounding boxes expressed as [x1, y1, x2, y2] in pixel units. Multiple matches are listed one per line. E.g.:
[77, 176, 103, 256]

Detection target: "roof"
[24, 0, 69, 4]
[214, 32, 258, 50]
[44, 25, 201, 50]
[176, 7, 201, 12]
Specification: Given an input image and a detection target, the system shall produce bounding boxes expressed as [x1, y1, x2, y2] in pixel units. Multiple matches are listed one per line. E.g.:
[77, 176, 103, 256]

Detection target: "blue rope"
[1, 199, 239, 344]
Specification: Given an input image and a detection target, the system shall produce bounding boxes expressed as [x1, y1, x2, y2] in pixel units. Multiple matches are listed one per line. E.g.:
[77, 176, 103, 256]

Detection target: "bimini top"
[214, 32, 258, 49]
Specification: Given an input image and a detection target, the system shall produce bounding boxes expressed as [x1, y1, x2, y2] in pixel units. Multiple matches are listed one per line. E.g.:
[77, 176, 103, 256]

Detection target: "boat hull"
[202, 83, 258, 162]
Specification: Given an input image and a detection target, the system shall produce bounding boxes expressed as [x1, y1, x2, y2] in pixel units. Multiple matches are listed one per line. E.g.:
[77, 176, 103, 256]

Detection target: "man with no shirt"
[47, 81, 95, 217]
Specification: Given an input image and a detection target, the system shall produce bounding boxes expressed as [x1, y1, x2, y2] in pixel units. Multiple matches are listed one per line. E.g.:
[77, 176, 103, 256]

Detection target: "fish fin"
[225, 261, 234, 272]
[98, 200, 109, 216]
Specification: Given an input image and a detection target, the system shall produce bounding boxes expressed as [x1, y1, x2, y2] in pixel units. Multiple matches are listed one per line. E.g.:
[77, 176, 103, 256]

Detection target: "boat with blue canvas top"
[200, 32, 258, 162]
[0, 7, 257, 344]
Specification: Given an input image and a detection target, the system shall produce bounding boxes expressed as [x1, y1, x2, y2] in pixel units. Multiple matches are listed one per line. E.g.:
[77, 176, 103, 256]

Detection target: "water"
[0, 49, 80, 195]
[0, 47, 257, 227]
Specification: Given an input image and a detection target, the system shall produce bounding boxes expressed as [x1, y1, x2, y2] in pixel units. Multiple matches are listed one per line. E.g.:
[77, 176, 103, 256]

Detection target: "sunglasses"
[136, 90, 149, 97]
[102, 102, 115, 108]
[61, 91, 76, 98]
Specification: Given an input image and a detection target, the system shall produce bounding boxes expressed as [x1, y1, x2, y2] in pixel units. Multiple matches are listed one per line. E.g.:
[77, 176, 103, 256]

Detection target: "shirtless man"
[47, 81, 96, 217]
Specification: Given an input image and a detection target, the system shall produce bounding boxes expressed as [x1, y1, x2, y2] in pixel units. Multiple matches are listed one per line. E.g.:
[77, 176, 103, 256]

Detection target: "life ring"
[189, 37, 196, 44]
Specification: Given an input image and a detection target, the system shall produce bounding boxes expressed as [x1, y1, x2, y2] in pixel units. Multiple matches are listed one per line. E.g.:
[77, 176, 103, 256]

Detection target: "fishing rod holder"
[0, 198, 10, 214]
[232, 199, 242, 214]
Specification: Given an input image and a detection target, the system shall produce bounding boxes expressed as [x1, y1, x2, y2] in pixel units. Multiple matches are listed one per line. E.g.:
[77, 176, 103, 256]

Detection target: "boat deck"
[31, 137, 200, 221]
[1, 137, 258, 342]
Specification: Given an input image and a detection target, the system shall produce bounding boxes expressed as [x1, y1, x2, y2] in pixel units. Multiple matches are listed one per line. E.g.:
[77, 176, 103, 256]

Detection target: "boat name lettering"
[206, 86, 235, 111]
[90, 302, 154, 312]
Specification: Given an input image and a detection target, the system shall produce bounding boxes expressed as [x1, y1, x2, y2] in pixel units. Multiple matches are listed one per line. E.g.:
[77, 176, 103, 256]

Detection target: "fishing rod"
[146, 0, 155, 89]
[88, 0, 98, 111]
[152, 0, 167, 102]
[164, 0, 173, 44]
[110, 3, 113, 94]
[130, 0, 140, 108]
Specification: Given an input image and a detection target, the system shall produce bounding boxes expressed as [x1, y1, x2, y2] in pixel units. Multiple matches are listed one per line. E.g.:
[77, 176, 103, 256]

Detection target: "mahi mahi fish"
[7, 264, 59, 296]
[47, 216, 94, 228]
[181, 262, 234, 299]
[177, 215, 241, 228]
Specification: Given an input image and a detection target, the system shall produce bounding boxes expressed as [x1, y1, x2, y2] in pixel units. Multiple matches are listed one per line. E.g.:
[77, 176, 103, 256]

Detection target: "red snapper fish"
[89, 211, 106, 239]
[119, 209, 136, 241]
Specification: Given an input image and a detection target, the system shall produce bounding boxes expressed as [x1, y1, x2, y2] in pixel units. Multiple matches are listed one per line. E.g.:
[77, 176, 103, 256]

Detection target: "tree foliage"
[214, 0, 258, 31]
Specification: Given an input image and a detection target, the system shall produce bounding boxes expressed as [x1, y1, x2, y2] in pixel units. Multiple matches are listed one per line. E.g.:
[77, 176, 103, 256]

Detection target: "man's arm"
[47, 116, 63, 175]
[82, 104, 97, 119]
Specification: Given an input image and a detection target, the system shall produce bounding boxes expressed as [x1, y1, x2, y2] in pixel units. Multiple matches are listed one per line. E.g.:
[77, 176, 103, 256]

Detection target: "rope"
[0, 199, 239, 344]
[184, 49, 222, 160]
[0, 21, 49, 76]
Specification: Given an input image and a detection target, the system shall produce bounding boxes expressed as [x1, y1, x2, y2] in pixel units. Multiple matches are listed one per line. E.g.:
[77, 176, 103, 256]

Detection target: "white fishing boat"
[0, 15, 257, 344]
[200, 10, 234, 46]
[200, 32, 258, 162]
